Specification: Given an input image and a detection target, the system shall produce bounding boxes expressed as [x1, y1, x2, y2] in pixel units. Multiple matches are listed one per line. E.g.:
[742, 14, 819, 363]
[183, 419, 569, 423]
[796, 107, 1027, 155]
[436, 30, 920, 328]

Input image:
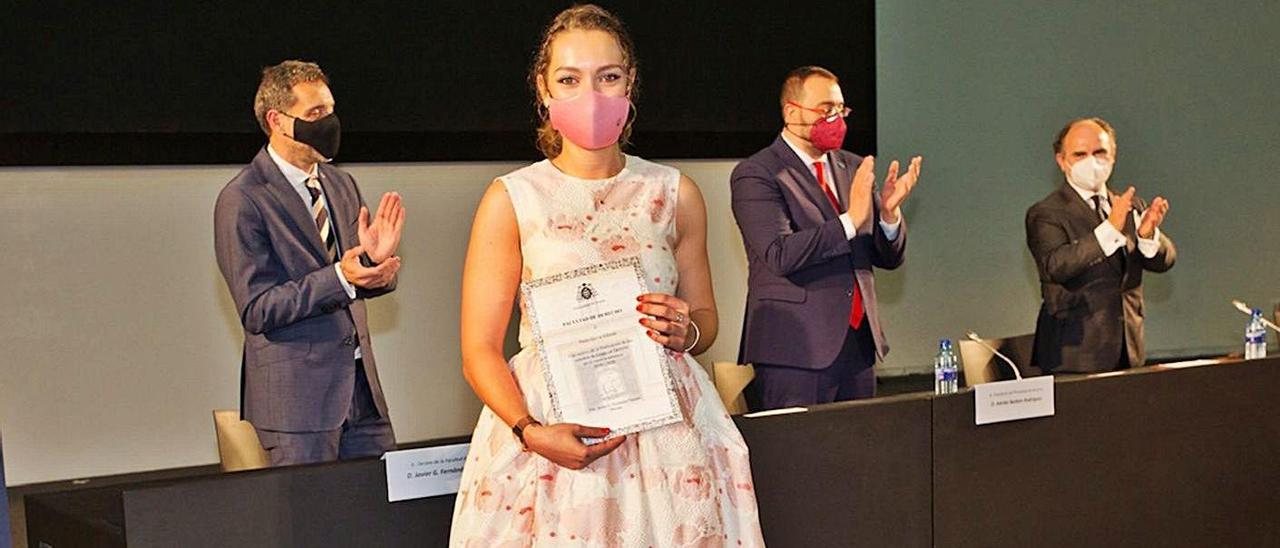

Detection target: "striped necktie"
[1091, 195, 1108, 223]
[305, 177, 338, 263]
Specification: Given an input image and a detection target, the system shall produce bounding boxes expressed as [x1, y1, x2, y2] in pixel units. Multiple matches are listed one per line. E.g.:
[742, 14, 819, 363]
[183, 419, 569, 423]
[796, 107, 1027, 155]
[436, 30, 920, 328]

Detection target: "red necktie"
[814, 162, 865, 330]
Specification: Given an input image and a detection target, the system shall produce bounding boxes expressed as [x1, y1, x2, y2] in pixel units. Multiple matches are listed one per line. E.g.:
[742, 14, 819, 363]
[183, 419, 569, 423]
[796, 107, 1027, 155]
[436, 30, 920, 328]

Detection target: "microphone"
[965, 331, 1023, 380]
[1231, 299, 1280, 334]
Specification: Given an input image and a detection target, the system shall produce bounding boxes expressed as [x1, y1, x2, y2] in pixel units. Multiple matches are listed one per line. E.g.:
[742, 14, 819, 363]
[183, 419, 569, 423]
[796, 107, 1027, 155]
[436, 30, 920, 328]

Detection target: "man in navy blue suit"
[731, 66, 922, 409]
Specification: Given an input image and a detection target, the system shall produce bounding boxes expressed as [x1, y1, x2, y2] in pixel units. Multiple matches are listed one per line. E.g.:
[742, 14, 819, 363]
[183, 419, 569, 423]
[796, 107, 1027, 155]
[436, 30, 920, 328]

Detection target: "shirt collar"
[266, 144, 318, 189]
[1066, 179, 1110, 204]
[780, 130, 828, 168]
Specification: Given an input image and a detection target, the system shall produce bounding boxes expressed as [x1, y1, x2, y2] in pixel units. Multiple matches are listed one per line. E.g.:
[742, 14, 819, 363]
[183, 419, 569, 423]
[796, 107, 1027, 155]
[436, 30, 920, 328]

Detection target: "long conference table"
[22, 357, 1280, 547]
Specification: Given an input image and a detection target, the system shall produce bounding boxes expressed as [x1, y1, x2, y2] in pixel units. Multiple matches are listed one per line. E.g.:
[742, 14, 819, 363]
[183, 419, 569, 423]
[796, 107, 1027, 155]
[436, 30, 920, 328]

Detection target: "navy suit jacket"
[214, 148, 394, 432]
[1026, 184, 1176, 372]
[731, 136, 907, 370]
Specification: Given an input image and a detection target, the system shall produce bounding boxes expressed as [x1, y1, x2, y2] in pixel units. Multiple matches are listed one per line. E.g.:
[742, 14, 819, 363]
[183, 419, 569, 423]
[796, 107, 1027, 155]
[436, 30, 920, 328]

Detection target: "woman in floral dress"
[450, 5, 765, 547]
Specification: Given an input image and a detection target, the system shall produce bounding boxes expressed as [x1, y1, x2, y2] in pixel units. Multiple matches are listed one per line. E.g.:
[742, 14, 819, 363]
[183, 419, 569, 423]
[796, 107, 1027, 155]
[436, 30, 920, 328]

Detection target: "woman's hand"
[637, 292, 692, 352]
[523, 423, 626, 470]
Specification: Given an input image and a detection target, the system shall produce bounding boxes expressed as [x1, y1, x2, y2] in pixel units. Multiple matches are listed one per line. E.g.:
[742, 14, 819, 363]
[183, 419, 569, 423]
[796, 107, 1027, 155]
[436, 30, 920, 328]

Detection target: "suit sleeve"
[1025, 204, 1107, 284]
[349, 176, 397, 300]
[1142, 231, 1176, 273]
[730, 160, 853, 277]
[1133, 197, 1177, 273]
[870, 192, 907, 270]
[215, 186, 352, 335]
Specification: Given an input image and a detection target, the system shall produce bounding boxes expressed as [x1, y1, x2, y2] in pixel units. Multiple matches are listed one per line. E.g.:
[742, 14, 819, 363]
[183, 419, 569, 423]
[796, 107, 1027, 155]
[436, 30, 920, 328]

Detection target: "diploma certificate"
[521, 257, 683, 439]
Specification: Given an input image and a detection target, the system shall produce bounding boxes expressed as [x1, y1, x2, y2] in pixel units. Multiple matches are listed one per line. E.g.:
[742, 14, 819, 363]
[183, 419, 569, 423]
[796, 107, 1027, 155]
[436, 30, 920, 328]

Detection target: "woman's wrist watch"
[512, 415, 542, 448]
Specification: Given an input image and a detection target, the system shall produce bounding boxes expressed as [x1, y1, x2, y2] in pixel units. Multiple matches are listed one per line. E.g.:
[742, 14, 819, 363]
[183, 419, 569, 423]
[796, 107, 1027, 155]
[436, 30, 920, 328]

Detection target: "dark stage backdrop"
[0, 1, 875, 165]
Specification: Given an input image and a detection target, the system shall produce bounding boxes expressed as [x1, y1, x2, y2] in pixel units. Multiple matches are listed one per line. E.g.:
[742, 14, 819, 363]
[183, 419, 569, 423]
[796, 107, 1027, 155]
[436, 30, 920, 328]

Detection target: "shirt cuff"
[1093, 221, 1126, 256]
[879, 215, 902, 242]
[334, 263, 357, 300]
[1136, 227, 1162, 258]
[838, 213, 857, 240]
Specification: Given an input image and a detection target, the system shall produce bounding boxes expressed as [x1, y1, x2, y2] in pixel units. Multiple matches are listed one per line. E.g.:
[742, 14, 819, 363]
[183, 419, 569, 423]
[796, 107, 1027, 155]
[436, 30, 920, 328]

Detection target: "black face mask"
[283, 112, 341, 160]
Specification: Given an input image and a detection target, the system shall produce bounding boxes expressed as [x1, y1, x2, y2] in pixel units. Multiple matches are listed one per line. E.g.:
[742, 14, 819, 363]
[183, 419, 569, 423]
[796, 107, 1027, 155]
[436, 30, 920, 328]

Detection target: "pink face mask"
[548, 90, 630, 150]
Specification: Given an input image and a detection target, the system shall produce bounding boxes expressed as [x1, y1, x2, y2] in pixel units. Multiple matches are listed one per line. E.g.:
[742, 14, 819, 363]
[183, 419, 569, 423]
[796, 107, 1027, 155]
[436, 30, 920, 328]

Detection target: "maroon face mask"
[787, 100, 848, 152]
[808, 114, 847, 152]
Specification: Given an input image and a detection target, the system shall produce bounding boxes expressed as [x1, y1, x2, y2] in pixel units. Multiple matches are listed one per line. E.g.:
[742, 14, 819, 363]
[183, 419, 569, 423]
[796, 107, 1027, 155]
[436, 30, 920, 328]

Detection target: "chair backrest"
[212, 410, 270, 472]
[711, 362, 755, 415]
[957, 334, 1037, 387]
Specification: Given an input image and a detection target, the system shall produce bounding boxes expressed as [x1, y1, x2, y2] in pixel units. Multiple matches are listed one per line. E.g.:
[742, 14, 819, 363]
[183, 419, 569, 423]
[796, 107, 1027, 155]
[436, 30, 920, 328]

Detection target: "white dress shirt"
[780, 132, 901, 241]
[1067, 181, 1162, 259]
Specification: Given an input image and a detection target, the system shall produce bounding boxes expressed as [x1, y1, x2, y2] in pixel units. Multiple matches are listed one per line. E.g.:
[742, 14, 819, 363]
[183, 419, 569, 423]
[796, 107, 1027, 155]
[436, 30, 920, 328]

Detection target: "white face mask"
[1066, 156, 1113, 192]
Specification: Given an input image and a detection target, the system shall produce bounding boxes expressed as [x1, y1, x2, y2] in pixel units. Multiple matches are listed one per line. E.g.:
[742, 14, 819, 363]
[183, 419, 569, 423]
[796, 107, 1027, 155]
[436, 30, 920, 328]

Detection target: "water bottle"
[942, 343, 962, 394]
[945, 342, 959, 394]
[1245, 308, 1267, 359]
[934, 341, 945, 394]
[935, 339, 959, 394]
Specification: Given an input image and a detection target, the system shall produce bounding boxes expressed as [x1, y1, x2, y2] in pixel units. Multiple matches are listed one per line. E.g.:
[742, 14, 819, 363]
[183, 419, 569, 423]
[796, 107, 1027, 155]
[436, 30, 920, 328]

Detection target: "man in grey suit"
[731, 66, 921, 409]
[1027, 117, 1175, 373]
[215, 61, 406, 466]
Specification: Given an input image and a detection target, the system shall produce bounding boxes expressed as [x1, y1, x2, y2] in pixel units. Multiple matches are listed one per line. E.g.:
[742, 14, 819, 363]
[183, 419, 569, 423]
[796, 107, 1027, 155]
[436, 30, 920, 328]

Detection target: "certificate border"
[519, 256, 684, 437]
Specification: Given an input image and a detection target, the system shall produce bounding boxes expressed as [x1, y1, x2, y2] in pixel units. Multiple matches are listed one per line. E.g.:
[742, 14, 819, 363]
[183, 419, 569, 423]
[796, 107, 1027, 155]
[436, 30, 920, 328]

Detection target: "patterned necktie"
[814, 161, 865, 330]
[1093, 194, 1127, 260]
[305, 177, 338, 263]
[1091, 195, 1108, 223]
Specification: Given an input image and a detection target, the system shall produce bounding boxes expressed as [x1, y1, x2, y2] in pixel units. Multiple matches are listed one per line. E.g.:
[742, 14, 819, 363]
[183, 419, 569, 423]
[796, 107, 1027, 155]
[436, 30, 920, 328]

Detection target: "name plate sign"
[383, 443, 470, 502]
[973, 376, 1055, 425]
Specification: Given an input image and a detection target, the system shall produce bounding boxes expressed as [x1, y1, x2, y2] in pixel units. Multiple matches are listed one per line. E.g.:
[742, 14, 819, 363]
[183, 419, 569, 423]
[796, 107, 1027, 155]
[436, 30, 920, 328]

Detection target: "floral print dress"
[450, 156, 765, 547]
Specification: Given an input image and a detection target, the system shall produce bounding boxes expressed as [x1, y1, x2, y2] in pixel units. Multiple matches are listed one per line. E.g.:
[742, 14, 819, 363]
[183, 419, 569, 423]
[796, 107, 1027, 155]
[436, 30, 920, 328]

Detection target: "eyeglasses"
[787, 100, 852, 121]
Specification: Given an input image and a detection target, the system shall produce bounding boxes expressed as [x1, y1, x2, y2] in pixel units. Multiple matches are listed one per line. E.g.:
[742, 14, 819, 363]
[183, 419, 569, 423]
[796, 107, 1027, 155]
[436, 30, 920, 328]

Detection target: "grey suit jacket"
[731, 136, 907, 370]
[1026, 184, 1176, 373]
[214, 148, 395, 432]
